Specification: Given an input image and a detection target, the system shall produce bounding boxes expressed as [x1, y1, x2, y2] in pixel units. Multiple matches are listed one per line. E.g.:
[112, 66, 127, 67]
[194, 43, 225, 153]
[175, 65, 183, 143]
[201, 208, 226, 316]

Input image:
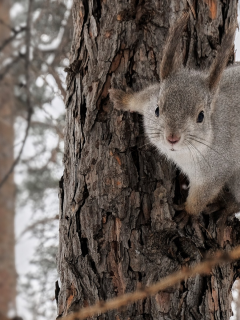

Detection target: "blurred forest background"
[1, 1, 240, 320]
[0, 0, 72, 319]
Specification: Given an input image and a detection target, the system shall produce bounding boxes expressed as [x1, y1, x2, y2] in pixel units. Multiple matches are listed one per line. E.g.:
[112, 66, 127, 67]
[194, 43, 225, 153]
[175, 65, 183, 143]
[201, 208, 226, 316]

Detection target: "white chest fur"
[161, 145, 206, 182]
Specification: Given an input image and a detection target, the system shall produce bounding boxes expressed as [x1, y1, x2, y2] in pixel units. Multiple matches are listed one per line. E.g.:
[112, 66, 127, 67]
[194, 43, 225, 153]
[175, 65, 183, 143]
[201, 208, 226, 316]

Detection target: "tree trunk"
[0, 0, 16, 316]
[57, 1, 240, 319]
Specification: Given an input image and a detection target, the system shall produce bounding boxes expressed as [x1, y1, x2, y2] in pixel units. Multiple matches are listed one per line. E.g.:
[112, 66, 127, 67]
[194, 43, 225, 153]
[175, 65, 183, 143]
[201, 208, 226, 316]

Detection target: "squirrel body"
[109, 14, 239, 215]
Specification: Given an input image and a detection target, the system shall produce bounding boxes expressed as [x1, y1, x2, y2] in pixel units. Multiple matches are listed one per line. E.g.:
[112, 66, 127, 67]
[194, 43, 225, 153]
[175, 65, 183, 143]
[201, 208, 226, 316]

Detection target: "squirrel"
[109, 13, 239, 216]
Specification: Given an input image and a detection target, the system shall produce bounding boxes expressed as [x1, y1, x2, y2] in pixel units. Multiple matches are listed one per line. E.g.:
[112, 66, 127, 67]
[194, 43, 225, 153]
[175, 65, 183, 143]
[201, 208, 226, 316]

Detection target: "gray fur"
[109, 22, 238, 215]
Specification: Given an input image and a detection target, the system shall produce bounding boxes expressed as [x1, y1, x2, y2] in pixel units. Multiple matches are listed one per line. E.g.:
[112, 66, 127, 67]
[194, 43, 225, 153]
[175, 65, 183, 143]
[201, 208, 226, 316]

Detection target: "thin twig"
[0, 0, 33, 190]
[0, 18, 20, 33]
[62, 246, 240, 320]
[0, 26, 26, 52]
[46, 63, 66, 99]
[16, 216, 59, 241]
[0, 55, 21, 82]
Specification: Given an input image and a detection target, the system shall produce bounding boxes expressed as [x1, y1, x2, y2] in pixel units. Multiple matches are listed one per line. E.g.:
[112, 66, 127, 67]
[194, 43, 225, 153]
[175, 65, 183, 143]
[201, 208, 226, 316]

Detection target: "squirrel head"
[109, 12, 236, 153]
[150, 69, 212, 153]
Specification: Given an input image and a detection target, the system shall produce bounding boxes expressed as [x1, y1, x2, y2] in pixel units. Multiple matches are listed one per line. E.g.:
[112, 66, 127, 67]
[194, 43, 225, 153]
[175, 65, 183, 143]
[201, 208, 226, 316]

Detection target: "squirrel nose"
[167, 135, 181, 145]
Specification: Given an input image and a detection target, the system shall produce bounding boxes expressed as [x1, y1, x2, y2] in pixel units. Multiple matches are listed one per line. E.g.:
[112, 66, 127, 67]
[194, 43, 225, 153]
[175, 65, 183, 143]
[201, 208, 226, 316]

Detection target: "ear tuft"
[160, 11, 189, 81]
[109, 88, 133, 111]
[208, 24, 237, 92]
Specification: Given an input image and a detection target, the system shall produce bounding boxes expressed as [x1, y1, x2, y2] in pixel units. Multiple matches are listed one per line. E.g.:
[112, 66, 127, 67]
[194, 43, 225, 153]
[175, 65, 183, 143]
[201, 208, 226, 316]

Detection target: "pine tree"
[57, 1, 240, 319]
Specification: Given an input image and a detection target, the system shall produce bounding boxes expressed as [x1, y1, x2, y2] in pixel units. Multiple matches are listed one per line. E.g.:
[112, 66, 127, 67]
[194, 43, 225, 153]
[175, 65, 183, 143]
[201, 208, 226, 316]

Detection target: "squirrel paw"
[184, 199, 206, 215]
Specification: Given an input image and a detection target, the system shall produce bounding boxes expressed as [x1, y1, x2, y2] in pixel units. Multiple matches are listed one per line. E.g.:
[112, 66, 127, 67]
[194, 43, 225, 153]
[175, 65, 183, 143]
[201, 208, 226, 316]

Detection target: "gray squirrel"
[109, 13, 240, 216]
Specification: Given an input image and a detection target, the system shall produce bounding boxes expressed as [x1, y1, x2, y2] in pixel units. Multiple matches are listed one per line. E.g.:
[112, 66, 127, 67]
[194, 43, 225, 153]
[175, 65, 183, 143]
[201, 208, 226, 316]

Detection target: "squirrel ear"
[109, 88, 138, 113]
[160, 11, 189, 81]
[208, 25, 236, 92]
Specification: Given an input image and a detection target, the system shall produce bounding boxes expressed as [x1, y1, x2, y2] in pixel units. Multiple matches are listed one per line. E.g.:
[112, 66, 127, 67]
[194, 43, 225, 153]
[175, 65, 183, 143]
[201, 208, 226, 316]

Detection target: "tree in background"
[57, 1, 240, 319]
[0, 0, 16, 315]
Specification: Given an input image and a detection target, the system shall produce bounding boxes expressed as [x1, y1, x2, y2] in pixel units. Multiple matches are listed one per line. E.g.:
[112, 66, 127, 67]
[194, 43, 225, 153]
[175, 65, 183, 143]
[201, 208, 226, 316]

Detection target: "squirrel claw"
[173, 203, 185, 211]
[173, 210, 190, 229]
[204, 202, 222, 215]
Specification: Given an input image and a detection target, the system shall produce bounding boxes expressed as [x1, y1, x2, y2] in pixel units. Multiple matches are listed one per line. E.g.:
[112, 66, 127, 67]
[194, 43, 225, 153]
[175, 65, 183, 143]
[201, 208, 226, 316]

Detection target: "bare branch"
[0, 26, 26, 52]
[62, 246, 240, 320]
[51, 10, 72, 66]
[0, 107, 31, 190]
[0, 18, 23, 33]
[46, 63, 66, 99]
[0, 55, 21, 82]
[16, 216, 59, 241]
[30, 120, 64, 139]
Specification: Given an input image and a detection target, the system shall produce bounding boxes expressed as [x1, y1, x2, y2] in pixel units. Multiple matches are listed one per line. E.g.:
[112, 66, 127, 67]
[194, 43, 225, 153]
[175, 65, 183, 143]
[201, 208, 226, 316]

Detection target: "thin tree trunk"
[57, 1, 240, 319]
[0, 0, 16, 316]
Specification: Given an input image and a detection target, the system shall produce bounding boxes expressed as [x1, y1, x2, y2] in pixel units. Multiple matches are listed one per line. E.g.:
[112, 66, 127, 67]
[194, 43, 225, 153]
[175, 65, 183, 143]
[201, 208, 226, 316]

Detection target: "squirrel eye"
[197, 111, 204, 123]
[155, 106, 159, 117]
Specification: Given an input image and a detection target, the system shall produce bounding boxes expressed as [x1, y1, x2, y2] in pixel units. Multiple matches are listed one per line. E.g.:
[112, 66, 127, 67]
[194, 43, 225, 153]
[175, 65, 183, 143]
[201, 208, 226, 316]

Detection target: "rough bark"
[57, 1, 240, 319]
[0, 0, 16, 316]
